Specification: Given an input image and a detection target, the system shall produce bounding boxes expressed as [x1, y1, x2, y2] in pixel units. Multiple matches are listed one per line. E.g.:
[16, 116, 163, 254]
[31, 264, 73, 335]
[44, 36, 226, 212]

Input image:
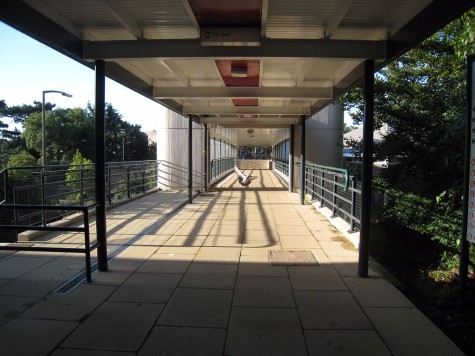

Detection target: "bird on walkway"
[234, 166, 257, 187]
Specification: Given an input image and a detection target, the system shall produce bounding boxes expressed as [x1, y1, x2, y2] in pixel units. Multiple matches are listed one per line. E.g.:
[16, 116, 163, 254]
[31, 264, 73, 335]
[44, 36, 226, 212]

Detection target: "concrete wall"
[237, 160, 272, 170]
[291, 103, 344, 191]
[156, 111, 205, 190]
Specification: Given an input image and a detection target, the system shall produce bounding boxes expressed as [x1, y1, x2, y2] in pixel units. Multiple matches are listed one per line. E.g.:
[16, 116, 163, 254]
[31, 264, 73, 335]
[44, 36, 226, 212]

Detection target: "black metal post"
[289, 125, 294, 192]
[460, 56, 474, 295]
[188, 115, 193, 203]
[95, 60, 108, 272]
[358, 59, 375, 278]
[204, 124, 208, 191]
[300, 116, 306, 205]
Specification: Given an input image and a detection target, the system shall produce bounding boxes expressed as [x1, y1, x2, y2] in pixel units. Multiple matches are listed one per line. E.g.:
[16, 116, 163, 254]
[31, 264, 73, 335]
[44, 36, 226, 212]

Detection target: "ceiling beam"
[153, 87, 332, 99]
[325, 0, 354, 39]
[184, 106, 310, 115]
[100, 0, 143, 39]
[261, 0, 269, 39]
[83, 38, 387, 60]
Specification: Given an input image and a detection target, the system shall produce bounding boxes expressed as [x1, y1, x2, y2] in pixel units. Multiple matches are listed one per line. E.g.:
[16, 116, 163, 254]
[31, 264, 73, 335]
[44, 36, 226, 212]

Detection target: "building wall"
[156, 111, 205, 189]
[291, 103, 344, 190]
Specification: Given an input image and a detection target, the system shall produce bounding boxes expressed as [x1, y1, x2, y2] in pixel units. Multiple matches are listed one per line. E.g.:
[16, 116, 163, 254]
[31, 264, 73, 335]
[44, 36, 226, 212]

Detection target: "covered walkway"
[0, 186, 463, 355]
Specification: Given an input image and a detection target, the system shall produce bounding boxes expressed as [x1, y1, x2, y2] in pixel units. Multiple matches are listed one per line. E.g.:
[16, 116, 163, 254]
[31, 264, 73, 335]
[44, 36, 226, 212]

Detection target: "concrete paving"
[0, 171, 464, 355]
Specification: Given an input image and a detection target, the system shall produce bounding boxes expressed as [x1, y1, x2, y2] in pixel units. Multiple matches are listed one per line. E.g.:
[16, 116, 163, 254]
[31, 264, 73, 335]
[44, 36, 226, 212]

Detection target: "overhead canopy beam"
[325, 0, 355, 38]
[100, 0, 143, 39]
[200, 116, 300, 125]
[154, 87, 333, 99]
[83, 39, 387, 60]
[184, 106, 310, 115]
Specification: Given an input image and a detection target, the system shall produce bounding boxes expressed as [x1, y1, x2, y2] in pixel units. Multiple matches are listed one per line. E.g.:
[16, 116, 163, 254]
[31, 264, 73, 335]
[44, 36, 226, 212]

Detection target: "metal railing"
[0, 203, 97, 282]
[210, 157, 235, 181]
[299, 162, 361, 232]
[0, 161, 160, 238]
[273, 159, 289, 176]
[157, 160, 205, 189]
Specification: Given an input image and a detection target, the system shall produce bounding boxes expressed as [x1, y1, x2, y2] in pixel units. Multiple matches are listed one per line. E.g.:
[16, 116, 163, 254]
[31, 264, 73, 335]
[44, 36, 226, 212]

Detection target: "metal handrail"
[295, 161, 360, 232]
[0, 160, 160, 227]
[296, 161, 349, 191]
[0, 203, 98, 282]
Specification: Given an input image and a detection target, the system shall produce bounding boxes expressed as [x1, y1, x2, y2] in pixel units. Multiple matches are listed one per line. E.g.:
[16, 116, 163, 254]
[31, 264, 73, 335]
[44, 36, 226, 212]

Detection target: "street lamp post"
[42, 90, 73, 166]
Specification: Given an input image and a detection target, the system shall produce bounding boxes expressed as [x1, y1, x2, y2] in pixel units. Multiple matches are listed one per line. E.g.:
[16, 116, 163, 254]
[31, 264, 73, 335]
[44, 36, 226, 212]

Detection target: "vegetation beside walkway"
[342, 10, 475, 354]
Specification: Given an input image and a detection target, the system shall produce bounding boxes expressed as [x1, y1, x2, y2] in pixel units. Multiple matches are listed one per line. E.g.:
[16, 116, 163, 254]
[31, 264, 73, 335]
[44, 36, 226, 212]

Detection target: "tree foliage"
[1, 101, 156, 167]
[340, 11, 475, 269]
[341, 12, 474, 204]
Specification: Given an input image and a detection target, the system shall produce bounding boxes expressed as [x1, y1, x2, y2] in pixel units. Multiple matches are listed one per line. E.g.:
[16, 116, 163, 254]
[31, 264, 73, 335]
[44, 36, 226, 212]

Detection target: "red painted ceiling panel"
[215, 60, 260, 87]
[232, 99, 259, 106]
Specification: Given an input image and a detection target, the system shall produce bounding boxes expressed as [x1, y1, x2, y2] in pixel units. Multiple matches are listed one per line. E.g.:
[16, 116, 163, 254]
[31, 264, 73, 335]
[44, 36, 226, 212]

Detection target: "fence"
[157, 160, 205, 190]
[273, 159, 289, 176]
[0, 203, 97, 282]
[0, 160, 160, 240]
[210, 158, 235, 181]
[300, 162, 361, 232]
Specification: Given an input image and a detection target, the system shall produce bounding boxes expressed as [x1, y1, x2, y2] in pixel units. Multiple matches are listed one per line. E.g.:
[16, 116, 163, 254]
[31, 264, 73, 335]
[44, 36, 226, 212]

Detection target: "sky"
[0, 21, 165, 132]
[0, 21, 354, 133]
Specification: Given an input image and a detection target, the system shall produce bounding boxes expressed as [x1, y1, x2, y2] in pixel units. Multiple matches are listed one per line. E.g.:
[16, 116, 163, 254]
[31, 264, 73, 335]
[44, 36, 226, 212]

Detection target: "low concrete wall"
[237, 160, 272, 170]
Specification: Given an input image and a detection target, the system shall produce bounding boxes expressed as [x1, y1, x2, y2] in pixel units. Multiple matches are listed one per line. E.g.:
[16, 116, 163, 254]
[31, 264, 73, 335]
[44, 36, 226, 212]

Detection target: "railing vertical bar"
[350, 176, 357, 232]
[332, 175, 338, 218]
[83, 207, 92, 283]
[320, 171, 325, 208]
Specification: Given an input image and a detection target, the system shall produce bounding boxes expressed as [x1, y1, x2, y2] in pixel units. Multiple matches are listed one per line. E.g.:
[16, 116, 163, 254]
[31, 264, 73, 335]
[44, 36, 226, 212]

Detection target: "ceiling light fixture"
[231, 64, 248, 77]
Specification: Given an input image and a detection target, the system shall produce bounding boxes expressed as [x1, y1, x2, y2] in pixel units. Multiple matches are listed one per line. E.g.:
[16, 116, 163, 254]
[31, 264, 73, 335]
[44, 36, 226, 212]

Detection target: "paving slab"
[52, 349, 135, 356]
[179, 263, 237, 289]
[21, 284, 116, 321]
[238, 255, 288, 277]
[0, 318, 78, 356]
[233, 275, 295, 307]
[157, 288, 233, 328]
[0, 267, 79, 297]
[225, 307, 307, 356]
[343, 276, 414, 308]
[139, 326, 226, 356]
[137, 252, 194, 274]
[295, 290, 372, 329]
[304, 329, 391, 356]
[108, 272, 182, 303]
[0, 295, 39, 326]
[0, 256, 55, 279]
[365, 307, 464, 356]
[194, 247, 241, 264]
[62, 301, 163, 352]
[289, 266, 348, 291]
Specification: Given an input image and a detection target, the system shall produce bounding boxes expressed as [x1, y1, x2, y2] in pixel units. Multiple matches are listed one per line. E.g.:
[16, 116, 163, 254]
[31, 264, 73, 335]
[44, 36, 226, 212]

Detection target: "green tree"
[341, 12, 473, 201]
[340, 11, 475, 266]
[65, 150, 94, 203]
[23, 106, 94, 164]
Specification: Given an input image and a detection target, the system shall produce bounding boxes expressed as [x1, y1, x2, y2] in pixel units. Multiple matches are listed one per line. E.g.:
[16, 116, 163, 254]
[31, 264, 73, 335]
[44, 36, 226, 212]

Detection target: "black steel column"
[300, 116, 306, 205]
[95, 60, 108, 272]
[188, 115, 193, 203]
[460, 56, 474, 294]
[289, 124, 295, 192]
[203, 124, 208, 192]
[358, 59, 375, 278]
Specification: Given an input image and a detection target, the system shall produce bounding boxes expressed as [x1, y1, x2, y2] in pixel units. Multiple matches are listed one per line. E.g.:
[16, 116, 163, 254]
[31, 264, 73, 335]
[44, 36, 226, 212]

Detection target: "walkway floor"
[0, 172, 464, 355]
